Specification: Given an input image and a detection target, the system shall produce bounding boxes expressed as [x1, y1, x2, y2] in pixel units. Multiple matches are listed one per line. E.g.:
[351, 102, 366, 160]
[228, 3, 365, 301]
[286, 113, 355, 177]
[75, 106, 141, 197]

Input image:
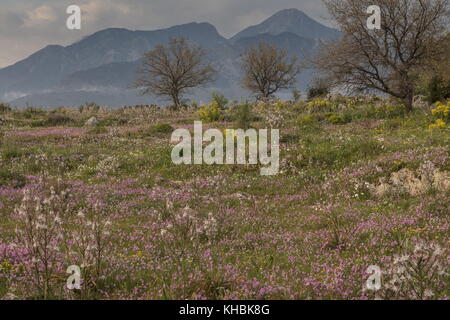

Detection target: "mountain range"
[0, 8, 341, 108]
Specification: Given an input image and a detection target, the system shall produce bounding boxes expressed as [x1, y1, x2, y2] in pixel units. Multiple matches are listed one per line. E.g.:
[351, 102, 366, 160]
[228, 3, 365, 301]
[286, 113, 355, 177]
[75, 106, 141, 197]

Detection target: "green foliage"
[79, 102, 102, 113]
[44, 114, 75, 126]
[307, 79, 330, 99]
[417, 75, 450, 104]
[292, 89, 302, 102]
[98, 118, 128, 126]
[16, 107, 45, 119]
[235, 101, 252, 130]
[306, 99, 335, 113]
[211, 92, 228, 109]
[1, 144, 26, 160]
[0, 103, 11, 114]
[148, 123, 174, 134]
[296, 114, 316, 126]
[343, 103, 406, 121]
[0, 169, 26, 188]
[130, 123, 175, 139]
[88, 126, 109, 134]
[326, 113, 346, 124]
[299, 137, 383, 169]
[190, 101, 199, 109]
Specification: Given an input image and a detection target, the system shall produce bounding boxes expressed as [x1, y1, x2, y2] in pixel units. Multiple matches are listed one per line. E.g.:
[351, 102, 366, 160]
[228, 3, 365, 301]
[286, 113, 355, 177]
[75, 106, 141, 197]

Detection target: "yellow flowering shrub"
[429, 119, 446, 130]
[431, 101, 450, 120]
[374, 104, 398, 117]
[197, 101, 223, 122]
[297, 114, 316, 126]
[326, 113, 346, 124]
[347, 98, 359, 108]
[429, 101, 449, 129]
[274, 99, 288, 111]
[307, 99, 333, 112]
[253, 99, 287, 112]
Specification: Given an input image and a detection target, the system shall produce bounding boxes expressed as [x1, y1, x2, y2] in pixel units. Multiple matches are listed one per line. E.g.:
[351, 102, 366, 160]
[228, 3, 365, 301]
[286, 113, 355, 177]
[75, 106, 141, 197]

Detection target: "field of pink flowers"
[0, 97, 448, 300]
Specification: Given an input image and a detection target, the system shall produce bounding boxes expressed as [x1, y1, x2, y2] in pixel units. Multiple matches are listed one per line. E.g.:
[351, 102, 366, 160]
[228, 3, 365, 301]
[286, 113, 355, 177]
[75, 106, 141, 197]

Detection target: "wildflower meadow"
[0, 95, 448, 300]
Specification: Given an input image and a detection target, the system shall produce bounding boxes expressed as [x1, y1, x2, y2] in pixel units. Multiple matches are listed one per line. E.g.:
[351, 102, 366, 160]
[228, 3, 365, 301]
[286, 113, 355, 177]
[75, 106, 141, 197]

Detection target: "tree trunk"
[172, 94, 181, 109]
[404, 93, 413, 113]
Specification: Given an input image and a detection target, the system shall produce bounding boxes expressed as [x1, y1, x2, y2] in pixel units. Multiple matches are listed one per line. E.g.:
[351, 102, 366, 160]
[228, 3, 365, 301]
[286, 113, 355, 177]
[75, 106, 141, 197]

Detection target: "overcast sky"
[0, 0, 331, 68]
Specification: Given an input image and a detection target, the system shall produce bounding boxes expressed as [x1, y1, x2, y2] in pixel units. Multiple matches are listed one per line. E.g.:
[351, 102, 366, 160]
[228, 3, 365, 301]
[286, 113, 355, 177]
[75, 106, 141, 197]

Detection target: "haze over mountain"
[0, 8, 340, 108]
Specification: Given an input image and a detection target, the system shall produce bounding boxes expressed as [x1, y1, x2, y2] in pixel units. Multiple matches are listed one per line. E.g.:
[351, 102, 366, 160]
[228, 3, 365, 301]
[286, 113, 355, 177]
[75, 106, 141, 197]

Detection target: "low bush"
[0, 103, 11, 114]
[211, 92, 228, 109]
[1, 144, 26, 160]
[235, 101, 253, 130]
[307, 79, 330, 99]
[88, 126, 109, 134]
[428, 101, 449, 129]
[0, 169, 26, 188]
[148, 123, 174, 134]
[297, 114, 316, 126]
[198, 101, 223, 122]
[326, 113, 347, 124]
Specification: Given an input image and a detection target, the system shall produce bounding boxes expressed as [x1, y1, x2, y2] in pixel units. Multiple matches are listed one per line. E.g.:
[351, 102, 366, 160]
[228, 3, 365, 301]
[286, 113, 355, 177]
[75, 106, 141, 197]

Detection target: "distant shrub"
[30, 114, 75, 127]
[18, 107, 45, 119]
[1, 144, 25, 160]
[98, 118, 128, 126]
[253, 100, 287, 128]
[307, 79, 330, 99]
[292, 89, 302, 102]
[148, 123, 174, 134]
[307, 99, 334, 112]
[190, 101, 199, 109]
[198, 101, 223, 122]
[88, 126, 109, 134]
[274, 99, 289, 110]
[134, 123, 174, 138]
[417, 75, 450, 104]
[211, 92, 228, 109]
[326, 113, 346, 124]
[348, 103, 406, 120]
[297, 114, 316, 126]
[0, 169, 26, 188]
[235, 101, 252, 130]
[0, 103, 11, 113]
[45, 114, 74, 126]
[290, 100, 308, 113]
[79, 102, 102, 113]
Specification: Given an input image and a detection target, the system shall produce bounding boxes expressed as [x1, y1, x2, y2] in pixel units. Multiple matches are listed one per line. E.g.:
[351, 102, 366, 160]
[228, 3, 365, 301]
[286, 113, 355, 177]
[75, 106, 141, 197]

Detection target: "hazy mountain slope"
[233, 32, 317, 58]
[231, 8, 340, 42]
[0, 9, 340, 108]
[59, 61, 140, 89]
[0, 23, 235, 100]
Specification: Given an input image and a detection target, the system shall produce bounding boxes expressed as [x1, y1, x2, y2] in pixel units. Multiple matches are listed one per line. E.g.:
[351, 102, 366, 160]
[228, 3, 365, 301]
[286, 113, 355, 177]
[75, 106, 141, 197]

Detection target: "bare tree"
[133, 38, 216, 108]
[314, 0, 449, 111]
[241, 43, 301, 99]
